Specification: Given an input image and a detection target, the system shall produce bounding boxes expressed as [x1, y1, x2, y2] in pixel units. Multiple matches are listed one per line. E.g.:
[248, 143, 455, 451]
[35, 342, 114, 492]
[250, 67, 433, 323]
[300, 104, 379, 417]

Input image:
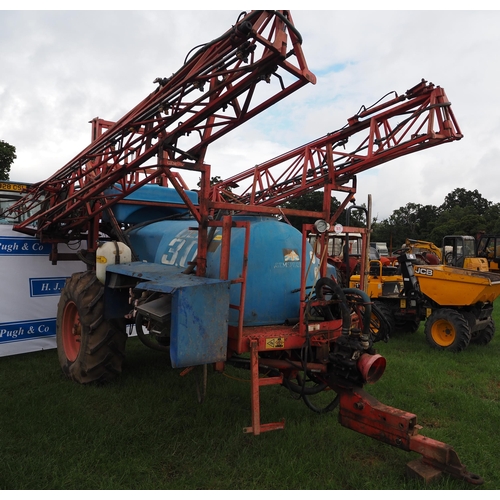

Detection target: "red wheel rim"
[62, 300, 81, 362]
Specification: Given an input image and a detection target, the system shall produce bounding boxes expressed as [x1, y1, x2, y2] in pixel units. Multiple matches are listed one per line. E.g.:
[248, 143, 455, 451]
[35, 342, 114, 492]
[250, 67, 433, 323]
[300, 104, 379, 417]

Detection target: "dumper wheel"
[470, 318, 495, 346]
[425, 309, 471, 352]
[56, 271, 127, 384]
[371, 301, 395, 342]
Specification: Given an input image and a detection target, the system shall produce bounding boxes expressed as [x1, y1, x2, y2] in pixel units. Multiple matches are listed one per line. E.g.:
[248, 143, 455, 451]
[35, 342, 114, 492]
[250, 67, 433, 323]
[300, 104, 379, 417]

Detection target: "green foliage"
[428, 206, 486, 243]
[485, 203, 500, 234]
[203, 183, 500, 253]
[372, 202, 438, 250]
[274, 186, 500, 253]
[371, 187, 500, 251]
[0, 140, 16, 181]
[441, 188, 490, 213]
[197, 175, 232, 191]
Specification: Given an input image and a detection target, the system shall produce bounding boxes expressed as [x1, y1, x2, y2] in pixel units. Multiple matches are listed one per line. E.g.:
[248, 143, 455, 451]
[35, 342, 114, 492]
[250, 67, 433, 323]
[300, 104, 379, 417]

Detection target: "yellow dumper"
[350, 251, 500, 352]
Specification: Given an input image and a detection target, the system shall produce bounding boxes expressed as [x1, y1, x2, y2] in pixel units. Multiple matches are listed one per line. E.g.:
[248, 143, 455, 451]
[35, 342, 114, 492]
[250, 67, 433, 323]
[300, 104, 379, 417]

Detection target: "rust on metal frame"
[5, 10, 316, 255]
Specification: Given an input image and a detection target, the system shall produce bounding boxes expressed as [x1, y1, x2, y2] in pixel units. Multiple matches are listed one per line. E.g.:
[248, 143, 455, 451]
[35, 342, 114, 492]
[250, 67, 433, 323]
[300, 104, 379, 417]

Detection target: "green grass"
[1, 303, 500, 490]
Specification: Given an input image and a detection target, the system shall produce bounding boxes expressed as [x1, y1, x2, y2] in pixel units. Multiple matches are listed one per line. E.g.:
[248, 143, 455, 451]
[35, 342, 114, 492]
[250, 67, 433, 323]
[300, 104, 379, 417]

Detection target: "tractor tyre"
[56, 271, 127, 384]
[424, 309, 471, 352]
[470, 318, 495, 346]
[371, 301, 395, 342]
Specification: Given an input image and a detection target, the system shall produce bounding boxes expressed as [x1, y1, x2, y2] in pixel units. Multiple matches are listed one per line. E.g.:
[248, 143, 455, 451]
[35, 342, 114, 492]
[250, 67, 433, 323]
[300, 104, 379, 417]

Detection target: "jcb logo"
[415, 267, 433, 276]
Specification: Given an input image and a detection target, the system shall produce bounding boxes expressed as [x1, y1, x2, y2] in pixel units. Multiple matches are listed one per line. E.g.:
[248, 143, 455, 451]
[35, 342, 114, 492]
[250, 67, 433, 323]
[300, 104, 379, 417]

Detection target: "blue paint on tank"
[104, 184, 198, 225]
[128, 216, 321, 326]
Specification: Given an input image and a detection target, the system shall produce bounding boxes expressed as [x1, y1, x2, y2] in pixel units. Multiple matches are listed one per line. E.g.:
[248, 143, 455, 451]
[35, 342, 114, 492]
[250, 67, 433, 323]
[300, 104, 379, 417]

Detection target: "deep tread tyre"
[470, 318, 495, 346]
[371, 301, 396, 341]
[425, 309, 471, 352]
[56, 271, 127, 384]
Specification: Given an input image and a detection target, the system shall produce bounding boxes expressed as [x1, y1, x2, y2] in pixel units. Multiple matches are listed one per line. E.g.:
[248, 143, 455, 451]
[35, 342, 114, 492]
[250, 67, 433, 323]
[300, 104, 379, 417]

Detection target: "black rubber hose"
[342, 288, 372, 337]
[314, 277, 351, 336]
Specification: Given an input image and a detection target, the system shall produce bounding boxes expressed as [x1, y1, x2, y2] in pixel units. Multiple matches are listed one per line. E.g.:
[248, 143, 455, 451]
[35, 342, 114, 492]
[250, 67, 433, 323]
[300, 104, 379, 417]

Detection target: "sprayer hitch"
[338, 387, 484, 485]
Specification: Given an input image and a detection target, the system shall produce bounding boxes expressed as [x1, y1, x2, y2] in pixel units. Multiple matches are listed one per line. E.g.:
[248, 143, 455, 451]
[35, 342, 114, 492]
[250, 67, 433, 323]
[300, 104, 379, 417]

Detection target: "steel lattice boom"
[208, 79, 462, 221]
[4, 10, 315, 245]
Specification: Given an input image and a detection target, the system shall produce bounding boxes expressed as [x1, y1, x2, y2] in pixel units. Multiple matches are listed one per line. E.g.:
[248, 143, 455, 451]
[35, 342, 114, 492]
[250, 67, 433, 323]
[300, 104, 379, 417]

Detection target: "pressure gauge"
[314, 219, 330, 234]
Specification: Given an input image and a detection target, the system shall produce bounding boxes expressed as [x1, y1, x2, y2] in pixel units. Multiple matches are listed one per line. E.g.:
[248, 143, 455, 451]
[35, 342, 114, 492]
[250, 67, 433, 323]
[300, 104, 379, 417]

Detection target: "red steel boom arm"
[208, 79, 462, 221]
[5, 10, 315, 245]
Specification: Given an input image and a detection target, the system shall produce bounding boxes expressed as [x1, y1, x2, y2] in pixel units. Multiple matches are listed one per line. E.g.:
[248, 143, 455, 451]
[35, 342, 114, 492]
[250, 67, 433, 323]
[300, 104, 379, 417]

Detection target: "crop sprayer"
[1, 10, 482, 485]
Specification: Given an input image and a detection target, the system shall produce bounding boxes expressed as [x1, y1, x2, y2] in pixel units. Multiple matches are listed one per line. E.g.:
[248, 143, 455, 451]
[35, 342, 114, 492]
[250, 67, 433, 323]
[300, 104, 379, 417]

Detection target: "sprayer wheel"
[424, 308, 471, 352]
[56, 271, 127, 384]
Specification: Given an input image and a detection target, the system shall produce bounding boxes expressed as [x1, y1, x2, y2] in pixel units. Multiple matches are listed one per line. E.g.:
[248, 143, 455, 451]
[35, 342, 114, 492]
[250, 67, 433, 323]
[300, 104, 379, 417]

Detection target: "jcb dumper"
[353, 251, 500, 352]
[412, 257, 500, 350]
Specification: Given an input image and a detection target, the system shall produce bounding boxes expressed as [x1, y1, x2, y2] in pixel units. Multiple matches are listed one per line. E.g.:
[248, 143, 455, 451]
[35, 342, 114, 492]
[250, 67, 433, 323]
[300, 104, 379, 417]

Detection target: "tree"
[262, 186, 500, 249]
[0, 140, 16, 181]
[440, 188, 490, 214]
[197, 175, 232, 191]
[415, 204, 441, 241]
[484, 203, 500, 234]
[428, 205, 487, 243]
[371, 202, 441, 250]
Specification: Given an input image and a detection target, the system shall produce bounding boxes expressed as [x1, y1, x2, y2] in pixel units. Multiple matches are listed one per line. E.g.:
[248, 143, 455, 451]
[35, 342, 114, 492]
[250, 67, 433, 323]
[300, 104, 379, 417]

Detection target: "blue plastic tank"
[127, 216, 322, 326]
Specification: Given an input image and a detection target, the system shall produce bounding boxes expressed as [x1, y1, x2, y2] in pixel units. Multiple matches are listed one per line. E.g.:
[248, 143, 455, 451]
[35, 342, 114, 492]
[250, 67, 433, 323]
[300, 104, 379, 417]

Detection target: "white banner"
[0, 224, 86, 357]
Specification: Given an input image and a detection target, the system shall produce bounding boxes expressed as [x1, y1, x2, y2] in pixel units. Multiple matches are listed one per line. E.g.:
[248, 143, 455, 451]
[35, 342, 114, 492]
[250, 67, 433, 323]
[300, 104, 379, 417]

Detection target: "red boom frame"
[6, 10, 315, 256]
[208, 79, 462, 224]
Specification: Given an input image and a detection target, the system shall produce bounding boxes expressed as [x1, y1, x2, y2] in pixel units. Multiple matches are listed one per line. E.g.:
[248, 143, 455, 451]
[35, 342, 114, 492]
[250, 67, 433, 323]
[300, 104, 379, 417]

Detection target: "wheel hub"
[432, 319, 455, 346]
[62, 301, 82, 362]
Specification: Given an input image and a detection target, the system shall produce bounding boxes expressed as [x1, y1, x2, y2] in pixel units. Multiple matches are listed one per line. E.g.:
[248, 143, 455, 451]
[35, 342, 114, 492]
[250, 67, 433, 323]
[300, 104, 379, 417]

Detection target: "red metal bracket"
[338, 387, 483, 485]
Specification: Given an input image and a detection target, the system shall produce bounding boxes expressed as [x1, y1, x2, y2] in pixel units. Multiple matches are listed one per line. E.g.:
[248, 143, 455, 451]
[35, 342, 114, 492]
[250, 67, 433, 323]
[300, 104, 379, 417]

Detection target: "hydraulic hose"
[342, 288, 372, 337]
[314, 277, 351, 336]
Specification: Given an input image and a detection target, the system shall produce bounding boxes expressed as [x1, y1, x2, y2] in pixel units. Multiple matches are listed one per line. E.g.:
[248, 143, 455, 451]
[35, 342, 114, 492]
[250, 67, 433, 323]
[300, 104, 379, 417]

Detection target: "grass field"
[1, 302, 500, 490]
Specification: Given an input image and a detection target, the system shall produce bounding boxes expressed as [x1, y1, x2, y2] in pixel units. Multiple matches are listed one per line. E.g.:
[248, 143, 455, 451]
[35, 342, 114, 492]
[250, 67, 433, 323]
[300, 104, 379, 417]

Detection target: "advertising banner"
[0, 224, 86, 357]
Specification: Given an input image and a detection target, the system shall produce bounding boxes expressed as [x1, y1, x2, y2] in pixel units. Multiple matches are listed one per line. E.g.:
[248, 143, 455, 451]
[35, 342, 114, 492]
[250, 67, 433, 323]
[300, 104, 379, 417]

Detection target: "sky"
[1, 4, 499, 221]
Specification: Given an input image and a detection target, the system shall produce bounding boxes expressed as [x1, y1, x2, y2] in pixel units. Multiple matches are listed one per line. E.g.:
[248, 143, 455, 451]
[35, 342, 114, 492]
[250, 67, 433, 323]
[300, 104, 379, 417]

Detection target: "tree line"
[282, 188, 500, 251]
[370, 188, 500, 252]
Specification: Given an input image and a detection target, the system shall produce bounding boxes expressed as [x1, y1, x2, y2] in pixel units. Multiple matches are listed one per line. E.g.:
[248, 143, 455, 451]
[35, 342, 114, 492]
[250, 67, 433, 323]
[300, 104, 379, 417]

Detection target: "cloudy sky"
[1, 5, 498, 220]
